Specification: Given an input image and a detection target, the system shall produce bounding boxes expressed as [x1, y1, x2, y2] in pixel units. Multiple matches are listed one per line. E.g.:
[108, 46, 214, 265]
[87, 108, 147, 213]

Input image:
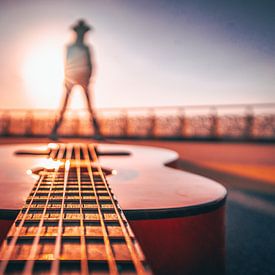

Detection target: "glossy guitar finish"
[0, 143, 226, 274]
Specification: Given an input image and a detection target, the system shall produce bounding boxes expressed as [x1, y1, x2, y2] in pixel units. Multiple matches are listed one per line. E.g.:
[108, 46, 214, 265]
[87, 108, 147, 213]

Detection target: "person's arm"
[86, 45, 98, 83]
[64, 45, 71, 76]
[85, 46, 92, 75]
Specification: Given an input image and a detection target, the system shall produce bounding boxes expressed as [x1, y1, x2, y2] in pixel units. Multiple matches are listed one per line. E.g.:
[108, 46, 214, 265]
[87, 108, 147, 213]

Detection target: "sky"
[0, 0, 274, 109]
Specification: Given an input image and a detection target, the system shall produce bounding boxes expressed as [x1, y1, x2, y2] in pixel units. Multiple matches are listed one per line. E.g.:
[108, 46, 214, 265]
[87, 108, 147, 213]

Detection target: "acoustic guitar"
[0, 142, 226, 274]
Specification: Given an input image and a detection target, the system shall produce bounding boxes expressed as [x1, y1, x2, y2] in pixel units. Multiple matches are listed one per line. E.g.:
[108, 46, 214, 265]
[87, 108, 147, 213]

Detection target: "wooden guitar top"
[0, 143, 226, 218]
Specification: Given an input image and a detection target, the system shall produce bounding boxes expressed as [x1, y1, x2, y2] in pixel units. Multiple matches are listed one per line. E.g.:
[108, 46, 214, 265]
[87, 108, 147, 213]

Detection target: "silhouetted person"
[51, 19, 101, 139]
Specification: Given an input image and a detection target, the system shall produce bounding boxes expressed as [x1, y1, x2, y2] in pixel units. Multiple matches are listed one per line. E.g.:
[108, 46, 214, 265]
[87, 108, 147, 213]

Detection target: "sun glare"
[22, 41, 64, 109]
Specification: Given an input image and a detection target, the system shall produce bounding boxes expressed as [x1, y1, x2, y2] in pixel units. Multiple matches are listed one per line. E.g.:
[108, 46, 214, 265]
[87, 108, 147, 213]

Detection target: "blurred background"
[0, 0, 274, 110]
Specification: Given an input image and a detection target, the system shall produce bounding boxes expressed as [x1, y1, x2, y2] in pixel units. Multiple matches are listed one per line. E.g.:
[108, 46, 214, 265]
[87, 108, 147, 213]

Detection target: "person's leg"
[83, 87, 101, 136]
[51, 84, 72, 136]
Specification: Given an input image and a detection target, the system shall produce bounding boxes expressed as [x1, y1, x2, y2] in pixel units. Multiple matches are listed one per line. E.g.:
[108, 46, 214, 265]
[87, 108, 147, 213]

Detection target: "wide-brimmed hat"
[71, 19, 92, 33]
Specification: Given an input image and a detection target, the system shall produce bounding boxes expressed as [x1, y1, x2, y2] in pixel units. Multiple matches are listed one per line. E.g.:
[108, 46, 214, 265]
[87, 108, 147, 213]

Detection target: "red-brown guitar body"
[0, 143, 226, 275]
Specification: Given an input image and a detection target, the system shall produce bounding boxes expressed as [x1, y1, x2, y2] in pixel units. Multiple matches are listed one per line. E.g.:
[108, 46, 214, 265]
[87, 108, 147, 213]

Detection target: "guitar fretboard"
[0, 143, 150, 274]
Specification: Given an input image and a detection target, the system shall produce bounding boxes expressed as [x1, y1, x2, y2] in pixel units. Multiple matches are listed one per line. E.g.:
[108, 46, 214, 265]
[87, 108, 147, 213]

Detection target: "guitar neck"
[0, 143, 151, 274]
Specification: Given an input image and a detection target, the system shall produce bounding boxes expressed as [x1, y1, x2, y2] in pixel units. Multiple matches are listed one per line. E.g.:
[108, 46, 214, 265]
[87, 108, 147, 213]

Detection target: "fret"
[0, 143, 151, 274]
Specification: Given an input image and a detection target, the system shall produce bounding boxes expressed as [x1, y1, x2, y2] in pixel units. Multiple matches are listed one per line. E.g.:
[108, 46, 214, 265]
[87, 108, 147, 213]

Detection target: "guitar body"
[0, 143, 226, 275]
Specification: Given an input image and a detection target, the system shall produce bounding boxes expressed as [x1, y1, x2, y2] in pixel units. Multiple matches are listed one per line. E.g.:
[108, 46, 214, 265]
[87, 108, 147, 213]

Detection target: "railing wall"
[0, 103, 274, 141]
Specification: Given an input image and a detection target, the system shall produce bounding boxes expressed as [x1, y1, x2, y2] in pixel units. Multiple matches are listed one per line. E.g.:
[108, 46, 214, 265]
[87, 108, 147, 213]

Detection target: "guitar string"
[0, 145, 59, 274]
[75, 144, 89, 274]
[22, 143, 64, 274]
[50, 143, 73, 275]
[89, 144, 148, 274]
[82, 143, 119, 274]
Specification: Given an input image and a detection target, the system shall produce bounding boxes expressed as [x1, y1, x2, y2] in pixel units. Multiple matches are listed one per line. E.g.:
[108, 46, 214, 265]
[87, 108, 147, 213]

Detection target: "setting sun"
[22, 40, 91, 110]
[22, 41, 64, 109]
